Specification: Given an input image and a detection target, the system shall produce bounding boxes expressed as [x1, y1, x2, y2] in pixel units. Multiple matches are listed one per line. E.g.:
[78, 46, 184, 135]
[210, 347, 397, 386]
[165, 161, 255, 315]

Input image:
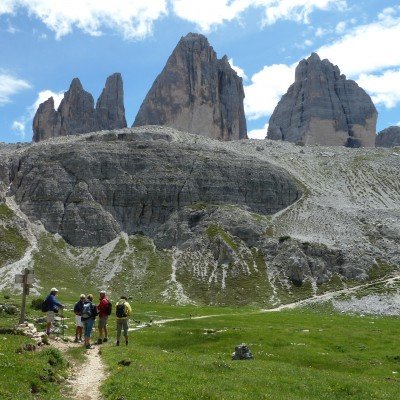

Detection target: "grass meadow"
[1, 297, 399, 399]
[100, 306, 399, 400]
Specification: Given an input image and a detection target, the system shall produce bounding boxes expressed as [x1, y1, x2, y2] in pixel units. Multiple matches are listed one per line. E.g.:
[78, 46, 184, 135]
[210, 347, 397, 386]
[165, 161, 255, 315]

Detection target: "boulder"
[267, 53, 377, 147]
[133, 33, 247, 141]
[376, 126, 400, 147]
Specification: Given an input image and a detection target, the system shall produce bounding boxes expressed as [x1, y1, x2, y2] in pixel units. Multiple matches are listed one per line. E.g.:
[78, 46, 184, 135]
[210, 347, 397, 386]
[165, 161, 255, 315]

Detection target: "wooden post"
[16, 268, 34, 325]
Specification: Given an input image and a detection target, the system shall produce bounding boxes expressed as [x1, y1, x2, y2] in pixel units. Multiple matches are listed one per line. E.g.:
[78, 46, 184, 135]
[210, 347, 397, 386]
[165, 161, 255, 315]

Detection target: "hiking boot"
[85, 344, 92, 350]
[97, 338, 103, 345]
[103, 337, 108, 343]
[116, 341, 120, 346]
[78, 338, 83, 343]
[125, 340, 128, 346]
[74, 337, 79, 343]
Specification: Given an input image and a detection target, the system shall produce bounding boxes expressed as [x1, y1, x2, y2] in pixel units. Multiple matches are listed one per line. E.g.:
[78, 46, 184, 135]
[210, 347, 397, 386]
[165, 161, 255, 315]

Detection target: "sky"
[0, 0, 400, 143]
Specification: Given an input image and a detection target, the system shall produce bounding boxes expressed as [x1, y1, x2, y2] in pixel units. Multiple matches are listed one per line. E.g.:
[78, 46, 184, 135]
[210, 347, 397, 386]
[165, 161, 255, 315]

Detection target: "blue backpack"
[81, 302, 92, 319]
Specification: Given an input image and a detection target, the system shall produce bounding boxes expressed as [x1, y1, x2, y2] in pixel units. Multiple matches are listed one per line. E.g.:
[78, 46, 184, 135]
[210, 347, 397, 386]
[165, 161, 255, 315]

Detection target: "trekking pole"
[61, 312, 65, 339]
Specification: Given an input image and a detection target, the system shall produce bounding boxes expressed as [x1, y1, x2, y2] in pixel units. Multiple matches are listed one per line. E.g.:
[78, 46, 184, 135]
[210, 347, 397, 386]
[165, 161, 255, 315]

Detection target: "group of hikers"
[43, 288, 132, 349]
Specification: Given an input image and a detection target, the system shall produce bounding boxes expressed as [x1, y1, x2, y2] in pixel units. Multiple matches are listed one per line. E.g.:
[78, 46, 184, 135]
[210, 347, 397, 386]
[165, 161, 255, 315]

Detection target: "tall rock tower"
[267, 53, 377, 147]
[96, 72, 127, 130]
[32, 73, 127, 142]
[133, 33, 247, 141]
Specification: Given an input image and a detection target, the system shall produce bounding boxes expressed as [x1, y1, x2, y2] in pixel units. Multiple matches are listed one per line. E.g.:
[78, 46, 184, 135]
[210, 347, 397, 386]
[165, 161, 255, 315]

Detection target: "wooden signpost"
[15, 268, 35, 324]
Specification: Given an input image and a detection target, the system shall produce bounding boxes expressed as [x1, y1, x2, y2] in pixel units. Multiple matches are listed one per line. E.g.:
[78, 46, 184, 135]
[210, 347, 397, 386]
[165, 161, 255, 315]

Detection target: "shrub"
[31, 297, 45, 310]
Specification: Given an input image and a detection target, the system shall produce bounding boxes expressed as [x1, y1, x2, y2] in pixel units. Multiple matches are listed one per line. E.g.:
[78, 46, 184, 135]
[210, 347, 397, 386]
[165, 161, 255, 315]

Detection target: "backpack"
[41, 297, 50, 312]
[116, 302, 127, 318]
[81, 302, 92, 319]
[106, 300, 112, 316]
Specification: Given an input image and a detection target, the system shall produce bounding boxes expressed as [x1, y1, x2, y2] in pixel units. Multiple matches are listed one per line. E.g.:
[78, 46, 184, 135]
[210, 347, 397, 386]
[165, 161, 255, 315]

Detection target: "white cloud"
[1, 0, 168, 39]
[248, 122, 268, 139]
[315, 27, 327, 37]
[171, 0, 250, 31]
[0, 0, 14, 14]
[11, 121, 26, 138]
[317, 6, 400, 77]
[31, 89, 64, 112]
[357, 69, 400, 109]
[335, 21, 346, 33]
[259, 0, 347, 26]
[0, 72, 31, 105]
[1, 0, 348, 38]
[12, 89, 64, 140]
[228, 58, 247, 81]
[244, 63, 294, 120]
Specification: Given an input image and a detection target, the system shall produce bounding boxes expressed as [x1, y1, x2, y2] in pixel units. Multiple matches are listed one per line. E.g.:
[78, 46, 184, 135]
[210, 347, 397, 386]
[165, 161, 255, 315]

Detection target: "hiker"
[81, 294, 98, 350]
[44, 288, 64, 336]
[116, 296, 132, 346]
[73, 294, 86, 343]
[97, 290, 111, 344]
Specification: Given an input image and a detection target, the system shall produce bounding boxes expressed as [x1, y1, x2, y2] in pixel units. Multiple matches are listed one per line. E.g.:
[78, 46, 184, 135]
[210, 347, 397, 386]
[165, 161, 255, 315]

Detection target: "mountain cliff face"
[1, 128, 399, 305]
[10, 127, 300, 246]
[267, 53, 377, 147]
[32, 73, 127, 142]
[133, 33, 247, 141]
[376, 126, 400, 147]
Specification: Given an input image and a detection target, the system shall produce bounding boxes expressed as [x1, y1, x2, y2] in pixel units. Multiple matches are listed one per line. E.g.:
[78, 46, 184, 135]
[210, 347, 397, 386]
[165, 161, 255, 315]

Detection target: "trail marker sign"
[16, 268, 35, 324]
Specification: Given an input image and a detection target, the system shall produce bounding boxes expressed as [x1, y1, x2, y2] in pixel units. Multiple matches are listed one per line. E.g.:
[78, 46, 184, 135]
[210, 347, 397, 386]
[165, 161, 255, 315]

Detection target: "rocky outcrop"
[10, 127, 300, 246]
[267, 53, 377, 147]
[376, 126, 400, 147]
[133, 33, 247, 141]
[58, 78, 97, 136]
[32, 97, 61, 142]
[32, 74, 127, 142]
[96, 73, 127, 130]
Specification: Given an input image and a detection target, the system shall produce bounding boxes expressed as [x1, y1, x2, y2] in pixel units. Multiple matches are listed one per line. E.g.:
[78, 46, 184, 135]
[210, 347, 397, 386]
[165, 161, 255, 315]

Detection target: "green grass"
[0, 226, 28, 267]
[205, 224, 239, 250]
[33, 234, 98, 298]
[0, 335, 69, 399]
[0, 203, 15, 220]
[100, 307, 400, 400]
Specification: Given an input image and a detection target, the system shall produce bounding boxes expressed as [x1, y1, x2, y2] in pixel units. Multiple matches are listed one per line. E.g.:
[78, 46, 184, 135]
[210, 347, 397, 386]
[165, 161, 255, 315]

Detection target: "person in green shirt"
[115, 296, 132, 346]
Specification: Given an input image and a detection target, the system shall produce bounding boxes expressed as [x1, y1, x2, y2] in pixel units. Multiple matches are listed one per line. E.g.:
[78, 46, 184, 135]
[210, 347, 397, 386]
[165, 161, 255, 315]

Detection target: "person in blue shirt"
[45, 287, 64, 336]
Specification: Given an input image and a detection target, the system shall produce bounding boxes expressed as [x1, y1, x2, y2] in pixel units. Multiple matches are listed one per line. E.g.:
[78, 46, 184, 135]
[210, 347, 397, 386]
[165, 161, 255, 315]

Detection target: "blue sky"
[1, 0, 400, 143]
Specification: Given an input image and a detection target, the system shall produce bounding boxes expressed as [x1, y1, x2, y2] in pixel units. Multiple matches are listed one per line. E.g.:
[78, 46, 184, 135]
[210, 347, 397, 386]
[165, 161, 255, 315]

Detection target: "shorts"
[47, 311, 55, 323]
[98, 316, 108, 329]
[75, 315, 83, 328]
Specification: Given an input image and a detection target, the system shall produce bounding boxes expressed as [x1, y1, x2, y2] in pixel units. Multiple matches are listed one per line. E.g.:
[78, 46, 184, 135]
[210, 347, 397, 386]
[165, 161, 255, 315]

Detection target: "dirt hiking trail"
[51, 339, 107, 400]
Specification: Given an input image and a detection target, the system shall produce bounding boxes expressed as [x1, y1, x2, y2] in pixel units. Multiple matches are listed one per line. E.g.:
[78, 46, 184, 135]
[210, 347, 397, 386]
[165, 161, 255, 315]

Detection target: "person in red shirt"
[97, 290, 110, 344]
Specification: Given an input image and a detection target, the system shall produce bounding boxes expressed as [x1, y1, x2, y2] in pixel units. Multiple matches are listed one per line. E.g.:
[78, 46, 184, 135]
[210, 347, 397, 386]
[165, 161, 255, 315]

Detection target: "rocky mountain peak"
[32, 73, 127, 142]
[376, 126, 400, 147]
[69, 77, 84, 91]
[268, 52, 377, 147]
[133, 32, 247, 141]
[96, 72, 126, 130]
[32, 97, 61, 142]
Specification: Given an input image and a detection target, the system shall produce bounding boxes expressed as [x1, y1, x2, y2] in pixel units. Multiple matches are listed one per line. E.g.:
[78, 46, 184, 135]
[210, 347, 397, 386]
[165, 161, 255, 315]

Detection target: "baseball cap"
[99, 290, 106, 294]
[51, 287, 59, 292]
